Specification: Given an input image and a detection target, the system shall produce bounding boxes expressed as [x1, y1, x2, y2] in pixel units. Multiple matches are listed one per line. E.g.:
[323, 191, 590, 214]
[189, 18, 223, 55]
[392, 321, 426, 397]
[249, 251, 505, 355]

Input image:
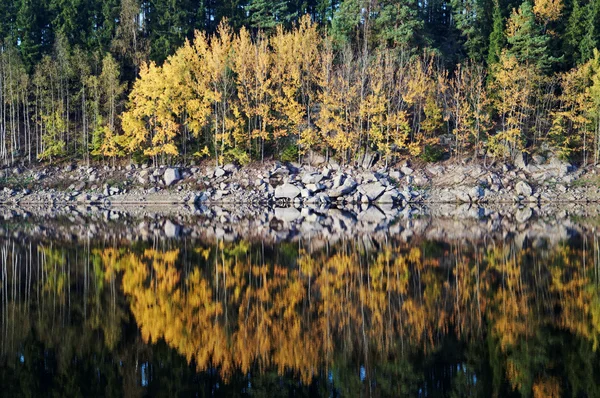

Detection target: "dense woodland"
[0, 0, 600, 166]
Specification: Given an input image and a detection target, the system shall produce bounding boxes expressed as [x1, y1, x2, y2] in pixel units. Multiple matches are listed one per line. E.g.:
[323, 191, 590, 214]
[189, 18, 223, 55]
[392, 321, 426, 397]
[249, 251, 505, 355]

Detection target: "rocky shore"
[1, 201, 599, 246]
[1, 154, 599, 205]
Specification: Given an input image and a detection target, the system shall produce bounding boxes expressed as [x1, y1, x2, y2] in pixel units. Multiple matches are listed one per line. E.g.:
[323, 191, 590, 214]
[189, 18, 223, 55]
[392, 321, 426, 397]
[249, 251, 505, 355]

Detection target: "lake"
[0, 203, 599, 397]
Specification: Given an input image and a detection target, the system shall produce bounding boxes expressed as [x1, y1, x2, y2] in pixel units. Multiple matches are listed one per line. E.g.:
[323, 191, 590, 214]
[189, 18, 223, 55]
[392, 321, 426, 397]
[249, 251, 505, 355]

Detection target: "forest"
[0, 0, 600, 166]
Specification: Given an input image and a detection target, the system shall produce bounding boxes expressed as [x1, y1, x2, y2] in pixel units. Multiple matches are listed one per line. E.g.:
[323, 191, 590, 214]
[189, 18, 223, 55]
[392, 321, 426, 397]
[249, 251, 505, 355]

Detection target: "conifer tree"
[564, 0, 586, 65]
[505, 0, 557, 72]
[487, 0, 505, 67]
[248, 0, 295, 31]
[579, 0, 600, 64]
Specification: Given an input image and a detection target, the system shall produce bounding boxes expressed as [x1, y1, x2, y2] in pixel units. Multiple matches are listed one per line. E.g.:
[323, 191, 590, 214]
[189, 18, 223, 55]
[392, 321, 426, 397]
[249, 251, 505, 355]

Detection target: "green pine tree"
[487, 0, 505, 66]
[505, 0, 558, 72]
[374, 0, 424, 49]
[17, 0, 48, 70]
[579, 0, 600, 64]
[248, 0, 295, 31]
[564, 0, 586, 66]
[452, 0, 494, 62]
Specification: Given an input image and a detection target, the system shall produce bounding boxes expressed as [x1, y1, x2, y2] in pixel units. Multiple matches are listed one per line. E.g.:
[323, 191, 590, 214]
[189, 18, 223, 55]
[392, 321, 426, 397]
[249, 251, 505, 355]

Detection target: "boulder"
[302, 173, 324, 185]
[306, 183, 325, 193]
[329, 178, 358, 198]
[514, 152, 527, 170]
[214, 167, 227, 177]
[515, 181, 533, 197]
[469, 186, 484, 200]
[163, 168, 181, 187]
[361, 152, 379, 169]
[359, 182, 386, 201]
[401, 166, 414, 176]
[274, 183, 301, 199]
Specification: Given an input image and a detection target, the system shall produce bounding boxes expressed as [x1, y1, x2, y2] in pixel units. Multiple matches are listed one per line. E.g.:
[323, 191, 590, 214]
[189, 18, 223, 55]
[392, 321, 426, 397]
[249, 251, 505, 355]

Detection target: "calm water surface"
[1, 206, 599, 397]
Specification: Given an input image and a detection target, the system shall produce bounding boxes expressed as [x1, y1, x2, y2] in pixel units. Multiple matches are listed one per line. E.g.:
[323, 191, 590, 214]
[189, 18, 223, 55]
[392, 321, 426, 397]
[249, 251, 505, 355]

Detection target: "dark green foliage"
[505, 0, 559, 72]
[487, 0, 505, 66]
[248, 0, 296, 30]
[420, 144, 445, 162]
[280, 144, 299, 162]
[579, 0, 600, 63]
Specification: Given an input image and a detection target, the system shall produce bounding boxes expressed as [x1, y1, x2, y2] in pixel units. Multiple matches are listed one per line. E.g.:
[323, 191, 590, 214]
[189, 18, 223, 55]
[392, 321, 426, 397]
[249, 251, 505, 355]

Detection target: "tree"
[17, 0, 49, 69]
[579, 0, 600, 64]
[452, 0, 494, 62]
[487, 0, 506, 67]
[489, 51, 535, 158]
[248, 0, 295, 31]
[505, 0, 558, 73]
[563, 0, 586, 66]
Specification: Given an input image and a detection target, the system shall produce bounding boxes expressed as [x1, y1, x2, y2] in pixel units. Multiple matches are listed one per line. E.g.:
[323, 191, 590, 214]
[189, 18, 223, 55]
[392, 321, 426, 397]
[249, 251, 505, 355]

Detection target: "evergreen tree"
[146, 0, 197, 63]
[579, 0, 600, 64]
[374, 0, 424, 49]
[452, 0, 494, 62]
[487, 0, 505, 66]
[330, 0, 362, 46]
[0, 0, 19, 41]
[248, 0, 295, 30]
[564, 0, 586, 66]
[505, 0, 558, 72]
[17, 0, 49, 70]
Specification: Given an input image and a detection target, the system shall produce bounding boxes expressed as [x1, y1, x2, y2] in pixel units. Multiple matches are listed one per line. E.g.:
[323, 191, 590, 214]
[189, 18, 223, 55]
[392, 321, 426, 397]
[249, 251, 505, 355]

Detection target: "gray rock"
[332, 174, 345, 188]
[514, 152, 527, 170]
[306, 183, 325, 193]
[163, 168, 181, 186]
[401, 166, 414, 176]
[469, 186, 484, 200]
[360, 152, 379, 169]
[516, 181, 533, 197]
[329, 178, 357, 198]
[274, 183, 301, 199]
[214, 167, 226, 178]
[223, 163, 237, 173]
[359, 182, 386, 201]
[302, 173, 324, 185]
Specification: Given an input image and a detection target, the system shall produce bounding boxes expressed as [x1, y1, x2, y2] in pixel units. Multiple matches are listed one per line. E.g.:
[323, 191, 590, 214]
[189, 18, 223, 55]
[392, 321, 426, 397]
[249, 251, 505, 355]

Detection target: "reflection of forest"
[1, 234, 600, 396]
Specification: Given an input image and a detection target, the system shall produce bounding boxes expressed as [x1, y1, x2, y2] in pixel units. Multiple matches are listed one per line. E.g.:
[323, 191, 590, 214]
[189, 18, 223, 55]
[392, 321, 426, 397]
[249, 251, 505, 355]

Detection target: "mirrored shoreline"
[1, 205, 600, 396]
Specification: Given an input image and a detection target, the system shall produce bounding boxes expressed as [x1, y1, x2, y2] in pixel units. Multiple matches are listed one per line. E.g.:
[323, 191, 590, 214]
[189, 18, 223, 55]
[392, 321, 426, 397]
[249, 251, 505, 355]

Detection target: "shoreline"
[2, 155, 600, 206]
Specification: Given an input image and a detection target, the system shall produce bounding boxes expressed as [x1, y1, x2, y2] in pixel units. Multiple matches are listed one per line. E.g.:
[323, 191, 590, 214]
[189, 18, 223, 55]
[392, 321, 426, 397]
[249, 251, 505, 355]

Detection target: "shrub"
[280, 145, 299, 163]
[420, 145, 444, 162]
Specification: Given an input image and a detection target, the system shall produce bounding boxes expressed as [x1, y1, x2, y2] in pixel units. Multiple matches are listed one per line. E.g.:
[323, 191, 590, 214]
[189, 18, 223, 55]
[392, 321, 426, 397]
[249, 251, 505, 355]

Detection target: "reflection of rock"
[274, 207, 301, 223]
[515, 207, 533, 223]
[164, 220, 181, 238]
[0, 201, 597, 247]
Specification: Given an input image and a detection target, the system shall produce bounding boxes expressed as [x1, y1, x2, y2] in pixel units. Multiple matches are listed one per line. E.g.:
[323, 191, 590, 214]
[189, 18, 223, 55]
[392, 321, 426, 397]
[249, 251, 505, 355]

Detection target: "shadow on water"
[1, 204, 600, 396]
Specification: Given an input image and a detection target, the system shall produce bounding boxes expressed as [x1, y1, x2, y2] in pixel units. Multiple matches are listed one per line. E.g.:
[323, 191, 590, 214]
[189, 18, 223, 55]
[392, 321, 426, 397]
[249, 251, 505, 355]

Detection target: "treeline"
[1, 0, 600, 166]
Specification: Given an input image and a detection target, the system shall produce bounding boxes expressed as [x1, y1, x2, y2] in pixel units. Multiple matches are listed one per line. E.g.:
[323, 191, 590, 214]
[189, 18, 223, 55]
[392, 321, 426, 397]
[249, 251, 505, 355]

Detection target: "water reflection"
[1, 215, 600, 396]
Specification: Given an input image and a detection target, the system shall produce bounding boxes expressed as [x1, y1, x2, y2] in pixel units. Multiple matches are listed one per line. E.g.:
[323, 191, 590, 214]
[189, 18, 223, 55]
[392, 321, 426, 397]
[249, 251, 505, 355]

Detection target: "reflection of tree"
[3, 233, 600, 396]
